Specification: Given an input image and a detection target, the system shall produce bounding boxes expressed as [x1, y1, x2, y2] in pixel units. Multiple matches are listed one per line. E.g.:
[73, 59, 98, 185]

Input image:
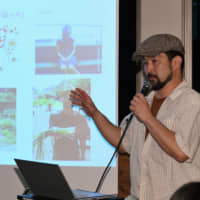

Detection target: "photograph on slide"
[32, 78, 91, 161]
[35, 24, 102, 75]
[0, 88, 16, 152]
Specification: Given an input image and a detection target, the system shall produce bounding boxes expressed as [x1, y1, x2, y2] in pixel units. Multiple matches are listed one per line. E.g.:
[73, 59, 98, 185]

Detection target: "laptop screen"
[14, 159, 75, 200]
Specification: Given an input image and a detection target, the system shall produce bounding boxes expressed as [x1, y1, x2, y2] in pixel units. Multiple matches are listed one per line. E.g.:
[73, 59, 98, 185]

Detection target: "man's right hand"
[70, 88, 125, 152]
[70, 88, 98, 118]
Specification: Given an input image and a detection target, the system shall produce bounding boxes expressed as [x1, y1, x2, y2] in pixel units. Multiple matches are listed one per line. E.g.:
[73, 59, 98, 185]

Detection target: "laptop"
[14, 159, 122, 200]
[14, 167, 32, 195]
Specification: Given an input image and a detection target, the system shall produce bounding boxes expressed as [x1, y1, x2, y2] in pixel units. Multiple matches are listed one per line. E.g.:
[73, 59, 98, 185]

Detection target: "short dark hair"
[165, 50, 185, 73]
[170, 182, 200, 200]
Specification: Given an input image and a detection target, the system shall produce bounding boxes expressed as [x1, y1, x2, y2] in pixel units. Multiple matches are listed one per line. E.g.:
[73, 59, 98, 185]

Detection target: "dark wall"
[118, 1, 137, 123]
[192, 0, 200, 92]
[119, 0, 200, 123]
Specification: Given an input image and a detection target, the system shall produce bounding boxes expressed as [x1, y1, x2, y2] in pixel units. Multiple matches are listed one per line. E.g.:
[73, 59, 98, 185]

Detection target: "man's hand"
[70, 88, 125, 152]
[70, 88, 98, 118]
[129, 93, 152, 122]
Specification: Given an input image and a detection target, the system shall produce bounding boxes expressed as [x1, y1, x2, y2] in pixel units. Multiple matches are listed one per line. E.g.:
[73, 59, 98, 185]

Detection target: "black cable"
[95, 79, 153, 192]
[95, 114, 133, 193]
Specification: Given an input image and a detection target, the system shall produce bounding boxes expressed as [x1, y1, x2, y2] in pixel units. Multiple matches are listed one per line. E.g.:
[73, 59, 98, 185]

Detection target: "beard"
[144, 71, 173, 91]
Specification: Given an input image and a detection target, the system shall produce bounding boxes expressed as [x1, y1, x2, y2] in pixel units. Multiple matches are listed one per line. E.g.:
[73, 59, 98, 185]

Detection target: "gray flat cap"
[132, 34, 185, 62]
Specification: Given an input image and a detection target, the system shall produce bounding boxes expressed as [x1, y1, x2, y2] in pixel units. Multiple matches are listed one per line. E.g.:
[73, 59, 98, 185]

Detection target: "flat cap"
[132, 34, 185, 62]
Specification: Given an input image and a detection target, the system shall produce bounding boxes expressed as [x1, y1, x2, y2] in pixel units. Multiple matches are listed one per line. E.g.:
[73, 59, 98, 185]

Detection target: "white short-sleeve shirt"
[121, 81, 200, 200]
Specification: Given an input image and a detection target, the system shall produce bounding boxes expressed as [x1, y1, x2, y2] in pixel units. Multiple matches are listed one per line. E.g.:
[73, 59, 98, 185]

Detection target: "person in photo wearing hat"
[70, 34, 200, 200]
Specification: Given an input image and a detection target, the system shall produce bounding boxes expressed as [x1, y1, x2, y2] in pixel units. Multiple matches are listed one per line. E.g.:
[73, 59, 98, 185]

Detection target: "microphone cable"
[95, 79, 153, 193]
[95, 113, 134, 193]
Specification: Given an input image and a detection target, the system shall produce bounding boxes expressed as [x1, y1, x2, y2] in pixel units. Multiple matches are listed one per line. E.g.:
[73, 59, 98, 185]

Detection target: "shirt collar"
[166, 80, 189, 100]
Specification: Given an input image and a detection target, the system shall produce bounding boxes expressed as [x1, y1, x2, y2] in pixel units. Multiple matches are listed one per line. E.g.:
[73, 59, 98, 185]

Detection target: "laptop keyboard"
[73, 189, 115, 199]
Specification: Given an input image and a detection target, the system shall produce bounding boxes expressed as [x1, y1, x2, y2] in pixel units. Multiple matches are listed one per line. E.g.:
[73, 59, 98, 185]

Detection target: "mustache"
[147, 74, 158, 79]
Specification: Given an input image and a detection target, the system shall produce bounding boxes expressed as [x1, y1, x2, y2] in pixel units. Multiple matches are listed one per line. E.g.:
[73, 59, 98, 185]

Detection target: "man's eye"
[152, 59, 158, 63]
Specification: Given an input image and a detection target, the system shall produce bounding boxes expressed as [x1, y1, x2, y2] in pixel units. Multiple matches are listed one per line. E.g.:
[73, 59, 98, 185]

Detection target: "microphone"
[140, 79, 153, 96]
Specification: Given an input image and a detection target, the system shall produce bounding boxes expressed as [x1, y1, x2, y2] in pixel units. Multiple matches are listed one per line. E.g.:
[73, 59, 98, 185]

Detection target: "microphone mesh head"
[140, 79, 153, 96]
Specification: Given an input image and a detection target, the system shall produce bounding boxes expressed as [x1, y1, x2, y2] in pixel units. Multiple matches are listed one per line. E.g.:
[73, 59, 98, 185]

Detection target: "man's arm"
[70, 88, 126, 153]
[130, 93, 188, 162]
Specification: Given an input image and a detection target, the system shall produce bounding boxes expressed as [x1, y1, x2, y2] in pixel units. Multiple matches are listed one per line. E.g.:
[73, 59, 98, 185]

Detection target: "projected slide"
[0, 0, 117, 167]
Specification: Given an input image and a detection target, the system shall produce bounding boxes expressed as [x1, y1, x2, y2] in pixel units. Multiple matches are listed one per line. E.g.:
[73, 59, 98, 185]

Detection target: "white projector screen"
[0, 0, 119, 199]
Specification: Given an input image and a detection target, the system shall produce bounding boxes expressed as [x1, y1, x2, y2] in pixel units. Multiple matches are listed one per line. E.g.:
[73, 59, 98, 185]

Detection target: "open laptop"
[14, 158, 122, 200]
[14, 167, 32, 195]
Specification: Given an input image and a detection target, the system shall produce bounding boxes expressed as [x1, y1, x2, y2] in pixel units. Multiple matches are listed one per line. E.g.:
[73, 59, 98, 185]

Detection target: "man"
[70, 34, 200, 200]
[49, 93, 90, 160]
[56, 25, 79, 73]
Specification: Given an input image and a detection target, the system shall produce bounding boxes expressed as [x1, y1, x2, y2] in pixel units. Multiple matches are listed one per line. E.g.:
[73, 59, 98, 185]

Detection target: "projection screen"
[0, 0, 119, 199]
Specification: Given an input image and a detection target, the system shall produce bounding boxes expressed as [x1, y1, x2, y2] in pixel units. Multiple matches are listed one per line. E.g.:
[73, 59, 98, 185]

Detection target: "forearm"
[92, 109, 125, 152]
[144, 115, 188, 162]
[70, 88, 125, 152]
[57, 47, 75, 61]
[62, 50, 75, 61]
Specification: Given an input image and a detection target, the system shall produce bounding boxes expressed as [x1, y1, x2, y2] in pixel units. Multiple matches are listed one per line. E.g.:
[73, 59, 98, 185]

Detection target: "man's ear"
[172, 56, 182, 71]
